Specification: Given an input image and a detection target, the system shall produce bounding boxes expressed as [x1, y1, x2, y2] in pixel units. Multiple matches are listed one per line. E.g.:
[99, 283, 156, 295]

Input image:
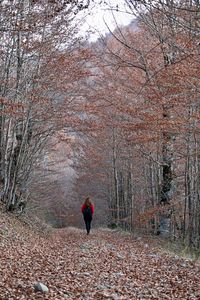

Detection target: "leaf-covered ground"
[0, 224, 199, 299]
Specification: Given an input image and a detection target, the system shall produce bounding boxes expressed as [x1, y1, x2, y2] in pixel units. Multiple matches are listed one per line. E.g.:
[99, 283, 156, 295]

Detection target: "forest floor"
[0, 214, 200, 300]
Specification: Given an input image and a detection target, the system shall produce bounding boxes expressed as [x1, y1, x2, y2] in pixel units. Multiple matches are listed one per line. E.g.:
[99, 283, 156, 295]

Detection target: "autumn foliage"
[0, 0, 200, 249]
[73, 1, 200, 247]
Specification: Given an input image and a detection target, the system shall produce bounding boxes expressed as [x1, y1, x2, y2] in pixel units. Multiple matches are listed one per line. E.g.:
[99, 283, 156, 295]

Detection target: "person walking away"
[81, 197, 94, 235]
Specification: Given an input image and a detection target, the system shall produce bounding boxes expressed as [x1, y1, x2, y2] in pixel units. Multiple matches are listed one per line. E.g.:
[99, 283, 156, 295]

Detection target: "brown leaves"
[0, 224, 199, 299]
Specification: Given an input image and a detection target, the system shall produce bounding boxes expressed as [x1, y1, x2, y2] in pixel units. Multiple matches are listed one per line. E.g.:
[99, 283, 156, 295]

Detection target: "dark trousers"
[84, 217, 92, 234]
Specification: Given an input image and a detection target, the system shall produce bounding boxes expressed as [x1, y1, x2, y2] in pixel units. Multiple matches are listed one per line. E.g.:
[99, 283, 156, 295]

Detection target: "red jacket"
[81, 204, 94, 215]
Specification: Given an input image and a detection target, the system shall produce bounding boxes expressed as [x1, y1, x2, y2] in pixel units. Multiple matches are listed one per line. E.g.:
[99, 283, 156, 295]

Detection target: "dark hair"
[84, 197, 92, 206]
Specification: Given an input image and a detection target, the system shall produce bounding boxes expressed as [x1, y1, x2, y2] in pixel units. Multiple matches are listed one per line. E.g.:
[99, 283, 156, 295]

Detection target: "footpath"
[0, 226, 199, 299]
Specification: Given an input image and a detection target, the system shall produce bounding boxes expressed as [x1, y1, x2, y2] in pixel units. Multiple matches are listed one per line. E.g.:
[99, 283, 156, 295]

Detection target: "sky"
[79, 0, 134, 41]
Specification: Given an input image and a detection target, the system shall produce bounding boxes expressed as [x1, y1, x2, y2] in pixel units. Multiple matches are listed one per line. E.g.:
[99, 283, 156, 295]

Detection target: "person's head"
[84, 197, 91, 206]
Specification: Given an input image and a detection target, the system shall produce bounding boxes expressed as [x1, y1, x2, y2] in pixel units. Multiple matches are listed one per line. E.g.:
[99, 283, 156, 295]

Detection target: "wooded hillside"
[0, 0, 200, 251]
[75, 0, 200, 249]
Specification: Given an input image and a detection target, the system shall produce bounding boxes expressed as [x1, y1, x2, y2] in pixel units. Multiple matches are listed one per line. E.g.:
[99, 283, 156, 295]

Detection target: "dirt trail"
[0, 227, 199, 299]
